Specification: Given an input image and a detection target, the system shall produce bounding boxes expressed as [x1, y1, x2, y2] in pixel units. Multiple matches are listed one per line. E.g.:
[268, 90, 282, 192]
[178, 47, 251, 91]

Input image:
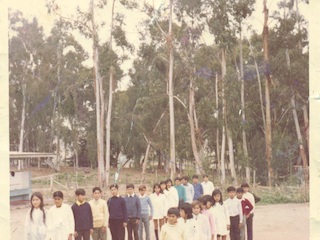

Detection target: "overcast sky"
[8, 0, 309, 89]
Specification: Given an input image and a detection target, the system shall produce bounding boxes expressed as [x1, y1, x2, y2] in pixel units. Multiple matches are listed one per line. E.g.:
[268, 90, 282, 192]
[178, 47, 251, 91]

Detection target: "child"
[236, 188, 253, 240]
[24, 192, 47, 240]
[138, 184, 154, 240]
[164, 179, 179, 208]
[107, 184, 128, 240]
[174, 177, 186, 208]
[192, 175, 203, 200]
[201, 175, 215, 196]
[178, 202, 191, 232]
[150, 183, 167, 240]
[160, 208, 184, 240]
[89, 187, 109, 240]
[191, 200, 211, 240]
[71, 188, 93, 240]
[211, 189, 230, 240]
[46, 191, 75, 240]
[241, 183, 255, 240]
[181, 176, 194, 204]
[124, 184, 141, 240]
[199, 195, 217, 240]
[224, 187, 243, 240]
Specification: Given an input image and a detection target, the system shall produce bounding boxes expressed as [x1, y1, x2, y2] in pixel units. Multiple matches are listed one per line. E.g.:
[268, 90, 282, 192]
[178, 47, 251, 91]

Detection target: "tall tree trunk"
[248, 39, 265, 128]
[188, 74, 204, 175]
[226, 128, 237, 185]
[220, 48, 227, 184]
[91, 0, 105, 187]
[291, 96, 308, 184]
[215, 73, 221, 179]
[141, 134, 151, 182]
[168, 0, 176, 179]
[263, 0, 273, 187]
[283, 0, 308, 185]
[239, 23, 250, 183]
[18, 81, 26, 171]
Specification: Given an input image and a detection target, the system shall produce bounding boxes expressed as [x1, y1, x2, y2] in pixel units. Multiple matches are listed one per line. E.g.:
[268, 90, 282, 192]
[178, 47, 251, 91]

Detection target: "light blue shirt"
[183, 183, 194, 203]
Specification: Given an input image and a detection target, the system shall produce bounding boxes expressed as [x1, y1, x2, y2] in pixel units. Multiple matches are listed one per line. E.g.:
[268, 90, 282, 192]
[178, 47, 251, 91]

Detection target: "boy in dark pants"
[224, 186, 243, 240]
[124, 184, 141, 240]
[71, 188, 93, 240]
[108, 184, 128, 240]
[236, 187, 253, 240]
[241, 183, 255, 240]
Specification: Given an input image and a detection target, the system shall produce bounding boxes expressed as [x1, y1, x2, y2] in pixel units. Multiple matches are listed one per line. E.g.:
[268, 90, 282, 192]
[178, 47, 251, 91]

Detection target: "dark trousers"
[127, 218, 139, 240]
[230, 215, 241, 240]
[246, 214, 254, 240]
[75, 230, 90, 240]
[109, 219, 125, 240]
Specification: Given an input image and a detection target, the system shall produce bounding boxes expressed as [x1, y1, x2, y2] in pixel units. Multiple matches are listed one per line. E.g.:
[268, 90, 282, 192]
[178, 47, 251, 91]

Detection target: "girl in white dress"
[24, 192, 47, 240]
[150, 183, 167, 240]
[46, 191, 75, 240]
[210, 189, 230, 240]
[164, 179, 179, 208]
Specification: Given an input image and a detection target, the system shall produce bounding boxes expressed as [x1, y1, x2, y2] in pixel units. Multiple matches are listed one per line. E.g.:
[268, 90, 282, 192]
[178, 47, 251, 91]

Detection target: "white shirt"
[160, 222, 185, 240]
[201, 181, 214, 196]
[24, 208, 47, 240]
[46, 203, 75, 240]
[243, 192, 255, 213]
[224, 197, 243, 223]
[183, 183, 194, 203]
[150, 193, 168, 219]
[164, 187, 179, 208]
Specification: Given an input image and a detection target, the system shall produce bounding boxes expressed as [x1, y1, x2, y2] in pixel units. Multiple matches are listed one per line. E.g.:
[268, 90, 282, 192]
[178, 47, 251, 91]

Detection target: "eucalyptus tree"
[269, 0, 309, 184]
[206, 0, 239, 184]
[232, 0, 255, 183]
[46, 0, 134, 186]
[9, 11, 49, 169]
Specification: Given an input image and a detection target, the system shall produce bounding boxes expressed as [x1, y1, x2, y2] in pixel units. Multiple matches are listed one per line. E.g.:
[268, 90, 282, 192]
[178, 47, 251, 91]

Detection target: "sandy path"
[10, 203, 309, 240]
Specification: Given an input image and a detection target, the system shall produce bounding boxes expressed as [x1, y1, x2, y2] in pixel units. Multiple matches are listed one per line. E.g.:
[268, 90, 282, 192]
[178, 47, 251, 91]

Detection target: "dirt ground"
[10, 202, 309, 240]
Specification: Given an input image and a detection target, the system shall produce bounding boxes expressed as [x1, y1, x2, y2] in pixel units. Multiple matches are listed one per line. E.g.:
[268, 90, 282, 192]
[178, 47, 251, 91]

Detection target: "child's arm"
[88, 204, 94, 234]
[148, 197, 154, 220]
[103, 200, 108, 230]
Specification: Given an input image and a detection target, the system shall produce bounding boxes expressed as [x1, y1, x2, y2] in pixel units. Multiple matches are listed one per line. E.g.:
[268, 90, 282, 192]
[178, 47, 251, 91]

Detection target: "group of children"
[24, 175, 256, 240]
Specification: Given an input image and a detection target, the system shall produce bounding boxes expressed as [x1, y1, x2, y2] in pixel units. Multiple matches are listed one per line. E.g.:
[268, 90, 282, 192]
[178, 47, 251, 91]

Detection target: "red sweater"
[240, 198, 253, 216]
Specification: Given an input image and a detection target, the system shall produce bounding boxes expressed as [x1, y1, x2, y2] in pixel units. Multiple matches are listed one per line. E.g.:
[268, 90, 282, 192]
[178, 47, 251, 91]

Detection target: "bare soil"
[10, 202, 309, 240]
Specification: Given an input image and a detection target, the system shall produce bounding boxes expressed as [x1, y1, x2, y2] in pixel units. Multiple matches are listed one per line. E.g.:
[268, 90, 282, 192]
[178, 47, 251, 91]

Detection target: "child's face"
[76, 194, 85, 203]
[236, 192, 243, 199]
[32, 196, 41, 208]
[111, 187, 118, 196]
[199, 202, 206, 210]
[206, 201, 212, 209]
[192, 205, 201, 215]
[228, 191, 236, 199]
[179, 209, 186, 219]
[243, 187, 249, 193]
[192, 178, 198, 184]
[167, 213, 178, 224]
[213, 194, 221, 203]
[175, 180, 181, 186]
[127, 187, 134, 195]
[54, 197, 63, 207]
[181, 179, 187, 185]
[166, 181, 172, 188]
[160, 184, 166, 190]
[203, 176, 208, 182]
[139, 188, 146, 196]
[93, 190, 101, 200]
[154, 186, 160, 193]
